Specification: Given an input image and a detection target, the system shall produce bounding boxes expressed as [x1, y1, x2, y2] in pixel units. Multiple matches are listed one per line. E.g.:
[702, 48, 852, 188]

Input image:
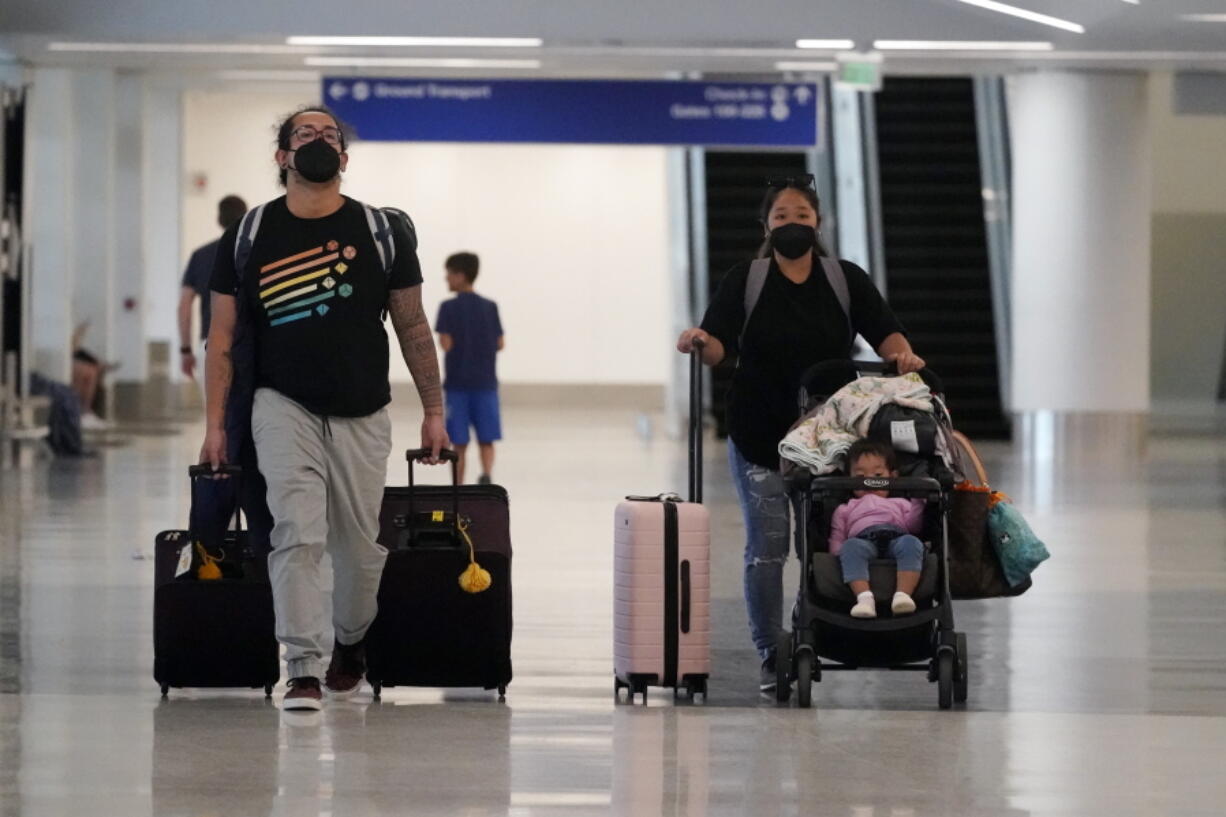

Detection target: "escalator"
[874, 77, 1010, 439]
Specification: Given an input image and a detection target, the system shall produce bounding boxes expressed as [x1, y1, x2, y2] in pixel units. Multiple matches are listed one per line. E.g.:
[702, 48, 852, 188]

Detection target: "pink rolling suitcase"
[614, 344, 711, 703]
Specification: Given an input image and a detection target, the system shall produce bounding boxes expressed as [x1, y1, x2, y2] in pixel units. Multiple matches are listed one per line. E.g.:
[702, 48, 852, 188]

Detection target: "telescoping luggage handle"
[404, 449, 461, 543]
[187, 464, 244, 534]
[689, 339, 705, 505]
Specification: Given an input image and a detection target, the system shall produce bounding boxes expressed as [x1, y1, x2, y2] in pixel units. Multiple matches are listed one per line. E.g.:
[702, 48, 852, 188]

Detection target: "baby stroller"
[775, 360, 968, 710]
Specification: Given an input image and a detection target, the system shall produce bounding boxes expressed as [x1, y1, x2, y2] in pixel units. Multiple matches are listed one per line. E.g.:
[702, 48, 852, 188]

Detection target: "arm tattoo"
[217, 351, 232, 414]
[205, 346, 234, 429]
[388, 286, 443, 413]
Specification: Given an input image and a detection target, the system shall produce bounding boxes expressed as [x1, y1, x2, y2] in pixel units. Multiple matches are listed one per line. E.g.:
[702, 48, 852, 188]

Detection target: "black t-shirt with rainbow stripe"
[211, 196, 422, 418]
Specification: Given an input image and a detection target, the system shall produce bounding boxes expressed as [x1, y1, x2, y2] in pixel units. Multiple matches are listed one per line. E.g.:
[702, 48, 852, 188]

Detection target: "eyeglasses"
[291, 125, 345, 147]
[765, 173, 816, 190]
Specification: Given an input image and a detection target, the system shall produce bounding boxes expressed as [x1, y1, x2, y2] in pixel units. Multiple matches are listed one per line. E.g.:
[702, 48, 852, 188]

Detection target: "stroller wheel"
[796, 651, 814, 709]
[775, 631, 794, 703]
[937, 651, 954, 710]
[954, 633, 969, 703]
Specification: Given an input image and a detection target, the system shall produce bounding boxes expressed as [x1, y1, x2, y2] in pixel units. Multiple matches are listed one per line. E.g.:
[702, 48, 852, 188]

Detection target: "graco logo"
[862, 478, 890, 489]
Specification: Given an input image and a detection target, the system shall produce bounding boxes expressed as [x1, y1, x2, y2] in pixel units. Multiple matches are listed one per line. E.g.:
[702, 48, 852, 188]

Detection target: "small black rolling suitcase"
[366, 449, 512, 699]
[153, 465, 279, 697]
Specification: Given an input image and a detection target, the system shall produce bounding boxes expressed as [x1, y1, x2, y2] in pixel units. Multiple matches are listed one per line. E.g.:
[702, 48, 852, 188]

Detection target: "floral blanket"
[778, 372, 949, 474]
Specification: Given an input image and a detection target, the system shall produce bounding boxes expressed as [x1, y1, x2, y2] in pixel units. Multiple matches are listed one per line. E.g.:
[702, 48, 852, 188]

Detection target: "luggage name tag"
[174, 544, 193, 578]
[891, 420, 920, 454]
[395, 511, 471, 549]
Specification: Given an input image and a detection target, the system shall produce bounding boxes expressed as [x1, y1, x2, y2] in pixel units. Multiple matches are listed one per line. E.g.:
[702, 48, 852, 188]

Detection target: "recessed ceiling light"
[775, 61, 838, 71]
[1181, 14, 1226, 22]
[287, 36, 543, 47]
[909, 49, 1226, 61]
[217, 70, 322, 81]
[304, 56, 541, 69]
[873, 40, 1054, 51]
[795, 39, 857, 50]
[954, 0, 1086, 34]
[48, 41, 304, 54]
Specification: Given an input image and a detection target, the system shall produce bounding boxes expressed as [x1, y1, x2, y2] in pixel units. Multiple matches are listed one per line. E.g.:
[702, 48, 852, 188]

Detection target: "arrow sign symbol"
[329, 82, 349, 100]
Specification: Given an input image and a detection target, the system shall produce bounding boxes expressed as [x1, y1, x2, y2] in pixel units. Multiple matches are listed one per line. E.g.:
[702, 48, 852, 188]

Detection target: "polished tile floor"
[1, 401, 1224, 816]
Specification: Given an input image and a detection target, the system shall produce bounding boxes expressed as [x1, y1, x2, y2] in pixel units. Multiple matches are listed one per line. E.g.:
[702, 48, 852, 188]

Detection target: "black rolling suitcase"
[153, 465, 280, 697]
[366, 449, 512, 700]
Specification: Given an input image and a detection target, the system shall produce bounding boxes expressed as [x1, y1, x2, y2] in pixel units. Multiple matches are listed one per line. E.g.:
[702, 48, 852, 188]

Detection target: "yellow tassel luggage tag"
[456, 518, 491, 594]
[193, 541, 223, 580]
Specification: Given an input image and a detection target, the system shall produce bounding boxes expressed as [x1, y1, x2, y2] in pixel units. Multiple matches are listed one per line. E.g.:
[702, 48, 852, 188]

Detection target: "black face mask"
[770, 223, 817, 260]
[289, 138, 341, 184]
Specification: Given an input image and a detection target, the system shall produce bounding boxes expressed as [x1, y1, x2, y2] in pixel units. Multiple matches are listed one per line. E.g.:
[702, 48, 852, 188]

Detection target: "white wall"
[113, 74, 147, 380]
[1147, 71, 1226, 403]
[181, 89, 674, 386]
[1151, 71, 1226, 214]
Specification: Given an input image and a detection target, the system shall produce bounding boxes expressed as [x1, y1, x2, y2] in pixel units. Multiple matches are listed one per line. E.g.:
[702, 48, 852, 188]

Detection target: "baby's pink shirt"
[828, 494, 925, 555]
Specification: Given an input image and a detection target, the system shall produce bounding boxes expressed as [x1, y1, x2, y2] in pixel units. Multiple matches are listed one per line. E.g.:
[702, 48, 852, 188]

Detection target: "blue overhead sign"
[323, 77, 820, 147]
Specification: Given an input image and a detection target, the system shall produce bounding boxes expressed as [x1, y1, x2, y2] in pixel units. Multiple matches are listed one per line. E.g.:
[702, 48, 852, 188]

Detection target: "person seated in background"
[71, 321, 117, 431]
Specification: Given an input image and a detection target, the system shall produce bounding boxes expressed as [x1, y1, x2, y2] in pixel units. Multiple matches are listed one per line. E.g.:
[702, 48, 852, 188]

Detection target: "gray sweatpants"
[252, 387, 392, 681]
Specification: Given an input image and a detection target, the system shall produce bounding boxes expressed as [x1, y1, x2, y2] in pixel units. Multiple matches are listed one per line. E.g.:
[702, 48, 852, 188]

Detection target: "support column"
[141, 86, 182, 362]
[24, 68, 74, 382]
[70, 71, 117, 380]
[138, 85, 184, 420]
[1008, 71, 1151, 462]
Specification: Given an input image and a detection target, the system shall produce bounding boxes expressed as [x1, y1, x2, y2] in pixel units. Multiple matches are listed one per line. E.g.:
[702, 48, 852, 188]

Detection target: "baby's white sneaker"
[850, 591, 877, 618]
[891, 591, 916, 615]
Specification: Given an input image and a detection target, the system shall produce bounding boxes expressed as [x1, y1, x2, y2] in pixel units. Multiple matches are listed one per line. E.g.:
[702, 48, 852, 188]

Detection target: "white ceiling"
[4, 0, 1226, 78]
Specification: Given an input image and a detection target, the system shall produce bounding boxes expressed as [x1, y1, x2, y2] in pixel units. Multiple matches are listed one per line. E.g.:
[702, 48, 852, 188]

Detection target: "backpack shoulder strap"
[739, 257, 772, 348]
[362, 203, 396, 277]
[380, 206, 418, 254]
[364, 204, 420, 321]
[232, 203, 267, 282]
[820, 256, 851, 320]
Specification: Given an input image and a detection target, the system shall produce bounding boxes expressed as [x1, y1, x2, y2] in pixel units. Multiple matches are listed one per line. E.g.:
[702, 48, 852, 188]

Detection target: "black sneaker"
[324, 639, 366, 699]
[283, 676, 323, 711]
[477, 474, 492, 486]
[759, 655, 778, 693]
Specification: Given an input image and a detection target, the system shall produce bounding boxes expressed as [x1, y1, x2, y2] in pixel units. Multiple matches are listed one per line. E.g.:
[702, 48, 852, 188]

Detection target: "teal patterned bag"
[987, 501, 1050, 587]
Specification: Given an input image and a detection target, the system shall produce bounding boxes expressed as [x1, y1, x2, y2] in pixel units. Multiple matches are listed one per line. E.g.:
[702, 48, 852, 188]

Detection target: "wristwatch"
[180, 346, 193, 355]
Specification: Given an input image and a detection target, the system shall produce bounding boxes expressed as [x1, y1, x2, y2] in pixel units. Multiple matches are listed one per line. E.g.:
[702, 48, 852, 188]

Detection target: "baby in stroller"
[829, 438, 925, 619]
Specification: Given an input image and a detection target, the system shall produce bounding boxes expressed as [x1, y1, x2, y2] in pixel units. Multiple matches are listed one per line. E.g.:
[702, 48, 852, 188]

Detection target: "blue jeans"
[728, 441, 796, 661]
[838, 525, 925, 584]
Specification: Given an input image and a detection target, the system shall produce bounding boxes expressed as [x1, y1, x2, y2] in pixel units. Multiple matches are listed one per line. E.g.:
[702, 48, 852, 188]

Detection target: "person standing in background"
[179, 195, 247, 380]
[437, 252, 504, 485]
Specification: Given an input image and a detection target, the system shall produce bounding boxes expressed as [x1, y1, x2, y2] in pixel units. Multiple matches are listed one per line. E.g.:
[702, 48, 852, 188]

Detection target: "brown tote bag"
[947, 431, 1031, 599]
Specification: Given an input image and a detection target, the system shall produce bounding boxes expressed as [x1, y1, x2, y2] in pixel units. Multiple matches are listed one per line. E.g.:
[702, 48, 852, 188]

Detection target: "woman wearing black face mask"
[676, 176, 924, 694]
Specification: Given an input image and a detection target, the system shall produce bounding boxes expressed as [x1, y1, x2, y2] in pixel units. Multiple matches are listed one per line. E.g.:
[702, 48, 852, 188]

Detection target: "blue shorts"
[445, 389, 502, 446]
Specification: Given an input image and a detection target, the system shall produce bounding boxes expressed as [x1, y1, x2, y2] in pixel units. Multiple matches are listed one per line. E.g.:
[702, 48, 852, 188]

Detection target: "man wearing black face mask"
[202, 105, 450, 712]
[676, 177, 924, 694]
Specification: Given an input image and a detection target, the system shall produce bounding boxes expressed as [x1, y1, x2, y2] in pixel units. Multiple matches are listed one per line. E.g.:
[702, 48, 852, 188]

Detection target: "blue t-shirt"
[182, 238, 221, 339]
[436, 292, 502, 391]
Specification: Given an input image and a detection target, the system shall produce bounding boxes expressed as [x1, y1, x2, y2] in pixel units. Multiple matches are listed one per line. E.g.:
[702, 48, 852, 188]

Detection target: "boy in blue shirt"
[436, 252, 504, 484]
